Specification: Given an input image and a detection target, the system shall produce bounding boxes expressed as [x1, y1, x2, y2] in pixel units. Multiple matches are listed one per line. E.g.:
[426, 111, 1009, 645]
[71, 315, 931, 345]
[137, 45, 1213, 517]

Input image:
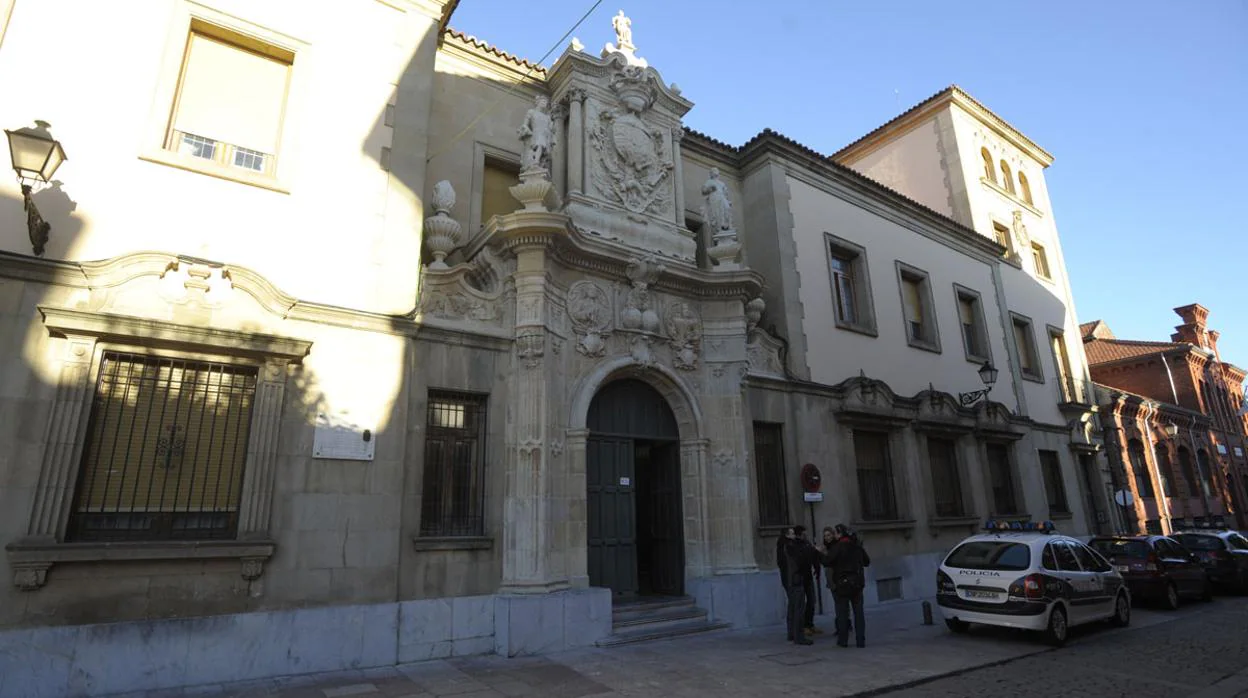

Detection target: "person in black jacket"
[819, 523, 870, 648]
[779, 527, 815, 645]
[792, 526, 820, 636]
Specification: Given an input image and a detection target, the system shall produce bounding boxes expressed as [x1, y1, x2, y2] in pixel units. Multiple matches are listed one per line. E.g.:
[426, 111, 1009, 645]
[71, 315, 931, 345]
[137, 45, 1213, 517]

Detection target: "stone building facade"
[0, 3, 1108, 696]
[1084, 307, 1248, 533]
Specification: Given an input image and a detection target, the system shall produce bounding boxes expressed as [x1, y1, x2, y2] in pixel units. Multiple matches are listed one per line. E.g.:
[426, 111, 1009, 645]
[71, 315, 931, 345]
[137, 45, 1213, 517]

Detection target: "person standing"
[821, 523, 870, 648]
[779, 527, 815, 645]
[793, 526, 821, 636]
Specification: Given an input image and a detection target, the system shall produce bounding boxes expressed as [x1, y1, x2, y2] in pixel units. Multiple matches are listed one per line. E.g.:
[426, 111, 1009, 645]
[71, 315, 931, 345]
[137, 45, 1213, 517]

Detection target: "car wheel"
[1110, 592, 1131, 627]
[1162, 583, 1180, 610]
[945, 618, 970, 634]
[1044, 605, 1068, 646]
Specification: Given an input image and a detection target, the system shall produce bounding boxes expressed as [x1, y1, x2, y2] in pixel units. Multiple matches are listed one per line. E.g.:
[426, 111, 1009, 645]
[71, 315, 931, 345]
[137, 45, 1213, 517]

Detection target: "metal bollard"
[921, 600, 933, 625]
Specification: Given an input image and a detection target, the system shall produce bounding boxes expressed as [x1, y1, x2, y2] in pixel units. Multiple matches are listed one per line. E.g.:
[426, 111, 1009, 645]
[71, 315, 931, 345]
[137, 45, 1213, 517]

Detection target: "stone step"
[595, 619, 733, 648]
[612, 605, 707, 631]
[611, 596, 697, 622]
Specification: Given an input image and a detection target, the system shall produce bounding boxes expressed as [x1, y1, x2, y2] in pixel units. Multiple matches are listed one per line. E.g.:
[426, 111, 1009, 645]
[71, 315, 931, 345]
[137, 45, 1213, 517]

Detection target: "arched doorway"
[587, 378, 684, 599]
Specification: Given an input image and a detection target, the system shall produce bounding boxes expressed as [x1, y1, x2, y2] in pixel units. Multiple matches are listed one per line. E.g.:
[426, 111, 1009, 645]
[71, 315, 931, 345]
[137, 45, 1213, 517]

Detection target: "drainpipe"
[988, 264, 1027, 416]
[1100, 410, 1128, 535]
[1187, 415, 1214, 519]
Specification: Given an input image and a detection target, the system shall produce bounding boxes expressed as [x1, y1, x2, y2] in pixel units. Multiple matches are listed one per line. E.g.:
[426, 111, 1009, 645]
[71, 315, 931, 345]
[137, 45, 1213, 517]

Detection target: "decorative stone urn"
[424, 180, 462, 269]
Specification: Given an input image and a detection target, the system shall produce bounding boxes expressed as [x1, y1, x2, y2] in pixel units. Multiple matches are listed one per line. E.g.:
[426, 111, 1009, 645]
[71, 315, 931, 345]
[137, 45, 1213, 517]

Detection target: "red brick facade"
[1083, 305, 1248, 532]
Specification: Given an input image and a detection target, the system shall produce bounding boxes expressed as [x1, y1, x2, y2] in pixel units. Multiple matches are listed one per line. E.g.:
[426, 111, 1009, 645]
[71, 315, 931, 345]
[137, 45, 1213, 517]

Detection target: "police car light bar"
[983, 520, 1056, 533]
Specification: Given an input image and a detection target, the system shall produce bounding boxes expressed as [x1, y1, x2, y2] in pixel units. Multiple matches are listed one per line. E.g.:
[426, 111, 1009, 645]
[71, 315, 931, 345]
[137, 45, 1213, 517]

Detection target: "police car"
[937, 521, 1131, 646]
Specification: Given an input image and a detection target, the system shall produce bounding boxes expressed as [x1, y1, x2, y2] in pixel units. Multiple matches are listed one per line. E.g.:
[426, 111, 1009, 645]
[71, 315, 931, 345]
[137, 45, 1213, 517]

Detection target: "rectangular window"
[854, 430, 898, 521]
[955, 285, 990, 362]
[986, 442, 1018, 516]
[1039, 450, 1069, 514]
[421, 391, 488, 537]
[992, 222, 1012, 254]
[752, 422, 790, 527]
[826, 235, 877, 335]
[1049, 328, 1075, 401]
[1031, 242, 1052, 279]
[165, 25, 293, 177]
[1011, 313, 1043, 382]
[481, 158, 521, 229]
[928, 437, 964, 518]
[896, 262, 940, 352]
[67, 353, 257, 542]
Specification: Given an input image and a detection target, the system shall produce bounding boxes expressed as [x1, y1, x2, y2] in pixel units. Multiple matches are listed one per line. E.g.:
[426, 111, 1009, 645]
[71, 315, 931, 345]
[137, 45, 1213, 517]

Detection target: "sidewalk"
[103, 598, 1062, 698]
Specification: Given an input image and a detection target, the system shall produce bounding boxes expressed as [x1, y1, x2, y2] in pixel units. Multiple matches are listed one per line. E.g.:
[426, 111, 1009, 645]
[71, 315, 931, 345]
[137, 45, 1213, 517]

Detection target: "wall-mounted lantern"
[958, 361, 999, 407]
[5, 120, 67, 256]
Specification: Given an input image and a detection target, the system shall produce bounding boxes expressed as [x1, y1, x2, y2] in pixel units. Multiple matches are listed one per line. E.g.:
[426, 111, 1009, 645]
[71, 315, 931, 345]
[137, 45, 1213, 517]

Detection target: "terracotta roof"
[442, 27, 548, 75]
[831, 85, 1053, 165]
[440, 0, 460, 30]
[1085, 338, 1187, 366]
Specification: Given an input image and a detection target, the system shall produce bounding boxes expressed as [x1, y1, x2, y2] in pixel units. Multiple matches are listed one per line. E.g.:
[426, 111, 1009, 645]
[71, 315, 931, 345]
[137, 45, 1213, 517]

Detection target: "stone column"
[705, 366, 760, 575]
[671, 126, 686, 225]
[237, 358, 289, 537]
[500, 239, 568, 593]
[566, 88, 586, 195]
[680, 438, 712, 578]
[24, 334, 97, 542]
[551, 100, 567, 203]
[565, 428, 591, 588]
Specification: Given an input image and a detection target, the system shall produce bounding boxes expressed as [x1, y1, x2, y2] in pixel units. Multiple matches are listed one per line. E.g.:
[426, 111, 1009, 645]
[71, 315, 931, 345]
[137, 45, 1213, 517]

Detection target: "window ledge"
[757, 525, 789, 538]
[139, 149, 291, 194]
[979, 177, 1043, 217]
[4, 539, 276, 591]
[412, 536, 493, 552]
[928, 516, 980, 529]
[907, 338, 942, 354]
[1021, 372, 1045, 384]
[965, 354, 991, 366]
[852, 519, 917, 538]
[987, 513, 1031, 522]
[1048, 512, 1074, 521]
[834, 320, 879, 338]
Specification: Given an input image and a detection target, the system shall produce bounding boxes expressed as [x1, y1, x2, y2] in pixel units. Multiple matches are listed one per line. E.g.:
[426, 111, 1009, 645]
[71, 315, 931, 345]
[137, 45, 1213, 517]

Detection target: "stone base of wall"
[0, 589, 613, 698]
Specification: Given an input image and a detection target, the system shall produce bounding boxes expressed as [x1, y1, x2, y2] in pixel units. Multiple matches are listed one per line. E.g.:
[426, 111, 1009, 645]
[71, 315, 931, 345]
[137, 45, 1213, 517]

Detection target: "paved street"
[108, 596, 1248, 698]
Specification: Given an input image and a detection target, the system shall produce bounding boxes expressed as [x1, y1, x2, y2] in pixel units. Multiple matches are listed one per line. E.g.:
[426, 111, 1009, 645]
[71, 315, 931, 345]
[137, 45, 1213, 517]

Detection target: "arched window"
[1197, 449, 1213, 498]
[1178, 447, 1197, 497]
[980, 148, 996, 183]
[1128, 439, 1154, 498]
[1154, 444, 1174, 497]
[1018, 171, 1034, 205]
[1000, 161, 1016, 195]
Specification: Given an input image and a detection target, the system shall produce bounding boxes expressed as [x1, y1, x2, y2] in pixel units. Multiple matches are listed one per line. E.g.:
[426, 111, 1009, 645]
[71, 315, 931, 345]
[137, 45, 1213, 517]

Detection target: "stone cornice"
[546, 48, 693, 118]
[40, 306, 313, 361]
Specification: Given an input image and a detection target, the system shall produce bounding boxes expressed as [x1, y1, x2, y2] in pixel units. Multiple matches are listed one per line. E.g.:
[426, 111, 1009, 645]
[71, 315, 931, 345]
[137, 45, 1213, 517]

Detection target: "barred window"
[753, 422, 789, 527]
[421, 391, 487, 537]
[928, 437, 964, 518]
[68, 352, 257, 542]
[855, 430, 898, 521]
[1039, 449, 1070, 514]
[986, 442, 1018, 515]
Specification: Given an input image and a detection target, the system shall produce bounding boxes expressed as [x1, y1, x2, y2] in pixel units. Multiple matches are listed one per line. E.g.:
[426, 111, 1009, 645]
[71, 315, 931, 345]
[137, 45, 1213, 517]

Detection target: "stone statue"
[701, 168, 734, 235]
[517, 95, 555, 177]
[612, 10, 634, 51]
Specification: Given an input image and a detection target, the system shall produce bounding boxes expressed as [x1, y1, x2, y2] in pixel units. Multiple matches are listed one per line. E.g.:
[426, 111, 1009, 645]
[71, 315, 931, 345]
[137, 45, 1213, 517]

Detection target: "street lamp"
[1163, 422, 1179, 438]
[5, 120, 67, 257]
[959, 361, 999, 407]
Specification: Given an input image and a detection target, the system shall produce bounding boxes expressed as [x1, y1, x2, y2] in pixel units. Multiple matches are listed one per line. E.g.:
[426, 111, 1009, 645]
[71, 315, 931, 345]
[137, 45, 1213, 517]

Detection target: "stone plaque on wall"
[313, 412, 376, 461]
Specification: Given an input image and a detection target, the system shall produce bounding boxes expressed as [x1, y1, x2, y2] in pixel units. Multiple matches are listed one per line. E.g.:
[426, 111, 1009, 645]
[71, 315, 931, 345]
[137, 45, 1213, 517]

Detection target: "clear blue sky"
[452, 0, 1248, 371]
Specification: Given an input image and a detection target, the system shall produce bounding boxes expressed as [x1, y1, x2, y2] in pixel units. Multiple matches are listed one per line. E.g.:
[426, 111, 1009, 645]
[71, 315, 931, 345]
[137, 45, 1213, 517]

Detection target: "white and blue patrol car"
[936, 521, 1131, 646]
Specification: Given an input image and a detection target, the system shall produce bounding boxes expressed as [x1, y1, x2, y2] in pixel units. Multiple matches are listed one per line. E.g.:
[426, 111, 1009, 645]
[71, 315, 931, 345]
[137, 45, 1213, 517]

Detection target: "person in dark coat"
[778, 527, 815, 645]
[820, 523, 870, 648]
[792, 526, 820, 636]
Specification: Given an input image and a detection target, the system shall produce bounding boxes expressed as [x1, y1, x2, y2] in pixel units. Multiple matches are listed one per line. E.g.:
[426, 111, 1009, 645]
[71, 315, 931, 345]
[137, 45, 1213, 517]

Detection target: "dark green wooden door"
[646, 441, 684, 596]
[587, 436, 637, 596]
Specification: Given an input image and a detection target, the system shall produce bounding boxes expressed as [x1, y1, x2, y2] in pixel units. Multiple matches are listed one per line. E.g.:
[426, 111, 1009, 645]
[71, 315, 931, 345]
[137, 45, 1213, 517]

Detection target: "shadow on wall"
[0, 177, 85, 260]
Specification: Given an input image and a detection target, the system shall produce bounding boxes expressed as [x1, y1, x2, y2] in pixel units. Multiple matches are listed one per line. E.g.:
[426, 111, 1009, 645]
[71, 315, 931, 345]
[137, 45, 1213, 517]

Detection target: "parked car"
[1087, 535, 1212, 609]
[937, 521, 1130, 646]
[1172, 529, 1248, 593]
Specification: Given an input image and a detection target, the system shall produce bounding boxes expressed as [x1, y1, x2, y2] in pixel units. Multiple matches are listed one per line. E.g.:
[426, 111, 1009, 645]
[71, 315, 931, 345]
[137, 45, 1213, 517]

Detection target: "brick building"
[1083, 305, 1248, 533]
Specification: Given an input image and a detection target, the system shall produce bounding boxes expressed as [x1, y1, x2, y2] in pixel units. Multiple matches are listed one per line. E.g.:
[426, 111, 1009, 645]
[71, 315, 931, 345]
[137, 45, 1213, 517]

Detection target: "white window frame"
[824, 233, 877, 337]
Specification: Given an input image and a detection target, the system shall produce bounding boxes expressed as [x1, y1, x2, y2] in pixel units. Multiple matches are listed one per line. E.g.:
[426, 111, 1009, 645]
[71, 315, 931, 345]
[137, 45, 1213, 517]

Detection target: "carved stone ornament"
[516, 333, 545, 369]
[240, 557, 265, 582]
[1011, 210, 1031, 251]
[417, 287, 501, 323]
[745, 297, 765, 333]
[630, 334, 654, 366]
[604, 10, 647, 67]
[12, 562, 51, 591]
[567, 280, 612, 357]
[589, 68, 673, 217]
[665, 301, 702, 371]
[621, 255, 665, 332]
[711, 450, 734, 470]
[423, 180, 463, 270]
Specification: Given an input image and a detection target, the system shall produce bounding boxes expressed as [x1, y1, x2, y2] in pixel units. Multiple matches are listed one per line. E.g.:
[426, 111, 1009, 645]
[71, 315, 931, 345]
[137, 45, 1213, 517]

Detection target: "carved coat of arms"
[589, 65, 674, 216]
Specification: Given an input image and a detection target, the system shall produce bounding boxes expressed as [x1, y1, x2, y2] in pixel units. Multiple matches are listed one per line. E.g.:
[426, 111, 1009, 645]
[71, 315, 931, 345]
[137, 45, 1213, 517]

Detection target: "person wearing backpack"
[820, 524, 870, 648]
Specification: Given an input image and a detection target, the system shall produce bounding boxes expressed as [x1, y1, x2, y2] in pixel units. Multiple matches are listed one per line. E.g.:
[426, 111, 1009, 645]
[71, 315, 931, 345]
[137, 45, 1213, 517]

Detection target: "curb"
[842, 645, 1055, 697]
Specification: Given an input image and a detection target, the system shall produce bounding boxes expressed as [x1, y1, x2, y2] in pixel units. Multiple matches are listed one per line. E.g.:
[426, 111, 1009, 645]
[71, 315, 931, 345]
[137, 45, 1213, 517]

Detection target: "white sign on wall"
[313, 412, 376, 461]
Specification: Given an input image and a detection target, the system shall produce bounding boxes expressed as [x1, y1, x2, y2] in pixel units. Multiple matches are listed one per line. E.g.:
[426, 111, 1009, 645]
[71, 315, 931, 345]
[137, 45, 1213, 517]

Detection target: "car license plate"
[965, 589, 998, 600]
[1116, 565, 1129, 573]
